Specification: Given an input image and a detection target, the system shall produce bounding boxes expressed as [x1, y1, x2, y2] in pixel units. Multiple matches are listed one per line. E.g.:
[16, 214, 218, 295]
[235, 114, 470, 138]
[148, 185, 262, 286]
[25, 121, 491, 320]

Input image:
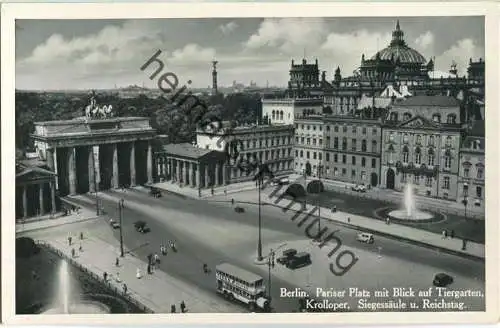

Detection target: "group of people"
[68, 232, 85, 258]
[171, 300, 187, 313]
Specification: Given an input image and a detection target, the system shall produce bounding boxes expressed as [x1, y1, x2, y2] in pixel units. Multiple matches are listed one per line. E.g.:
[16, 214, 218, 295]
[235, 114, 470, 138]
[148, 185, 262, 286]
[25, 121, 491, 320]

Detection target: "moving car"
[234, 206, 245, 213]
[433, 273, 454, 287]
[277, 248, 297, 265]
[109, 219, 120, 229]
[356, 232, 374, 244]
[134, 220, 150, 233]
[286, 252, 312, 269]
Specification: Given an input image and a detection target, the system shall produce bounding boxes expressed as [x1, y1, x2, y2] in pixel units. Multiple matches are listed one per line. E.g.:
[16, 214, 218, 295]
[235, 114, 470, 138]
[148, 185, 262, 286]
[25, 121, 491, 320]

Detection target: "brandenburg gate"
[31, 117, 156, 197]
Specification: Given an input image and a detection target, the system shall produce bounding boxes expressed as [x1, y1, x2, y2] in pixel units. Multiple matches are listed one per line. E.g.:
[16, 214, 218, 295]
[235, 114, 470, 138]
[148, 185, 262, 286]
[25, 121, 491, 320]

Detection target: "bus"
[215, 263, 271, 312]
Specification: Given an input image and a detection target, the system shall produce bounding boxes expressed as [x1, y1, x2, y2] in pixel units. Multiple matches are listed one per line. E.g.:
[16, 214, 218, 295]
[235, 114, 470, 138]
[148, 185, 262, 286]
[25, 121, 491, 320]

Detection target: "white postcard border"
[2, 1, 499, 325]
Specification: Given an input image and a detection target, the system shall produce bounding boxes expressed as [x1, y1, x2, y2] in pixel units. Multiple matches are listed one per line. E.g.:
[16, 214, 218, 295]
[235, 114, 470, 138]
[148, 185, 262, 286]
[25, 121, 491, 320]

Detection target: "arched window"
[342, 137, 347, 150]
[280, 110, 284, 120]
[446, 114, 456, 124]
[361, 140, 367, 152]
[427, 148, 434, 166]
[300, 150, 303, 157]
[361, 157, 366, 167]
[415, 147, 421, 165]
[272, 110, 276, 120]
[429, 135, 435, 146]
[432, 114, 441, 123]
[402, 146, 409, 163]
[372, 140, 377, 152]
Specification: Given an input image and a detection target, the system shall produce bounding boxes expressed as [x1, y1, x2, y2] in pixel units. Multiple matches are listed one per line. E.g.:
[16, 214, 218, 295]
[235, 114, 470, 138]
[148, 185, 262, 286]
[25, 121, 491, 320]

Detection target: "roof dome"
[371, 20, 427, 65]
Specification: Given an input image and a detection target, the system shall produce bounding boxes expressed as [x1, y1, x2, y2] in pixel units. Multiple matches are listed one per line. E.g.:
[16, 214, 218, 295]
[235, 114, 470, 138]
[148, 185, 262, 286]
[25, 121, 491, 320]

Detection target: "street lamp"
[462, 183, 468, 220]
[118, 198, 125, 257]
[257, 174, 263, 261]
[317, 165, 323, 238]
[266, 243, 287, 301]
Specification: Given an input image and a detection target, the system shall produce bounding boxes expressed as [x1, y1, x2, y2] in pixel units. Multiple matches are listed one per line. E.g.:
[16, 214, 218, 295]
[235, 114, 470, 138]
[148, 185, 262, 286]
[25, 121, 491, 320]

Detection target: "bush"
[16, 237, 39, 258]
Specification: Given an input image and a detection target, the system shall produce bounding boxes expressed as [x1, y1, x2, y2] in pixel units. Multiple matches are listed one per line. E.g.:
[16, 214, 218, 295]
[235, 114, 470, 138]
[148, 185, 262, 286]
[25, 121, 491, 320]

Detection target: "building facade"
[196, 122, 295, 183]
[457, 120, 485, 210]
[381, 95, 462, 199]
[31, 117, 156, 196]
[294, 114, 383, 186]
[261, 97, 323, 125]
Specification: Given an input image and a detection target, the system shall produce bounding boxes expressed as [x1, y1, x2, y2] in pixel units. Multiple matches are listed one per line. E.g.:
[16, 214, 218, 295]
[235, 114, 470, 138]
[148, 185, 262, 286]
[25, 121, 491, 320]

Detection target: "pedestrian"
[442, 230, 446, 239]
[80, 232, 84, 240]
[115, 257, 120, 267]
[211, 188, 214, 196]
[147, 264, 152, 274]
[147, 253, 153, 265]
[79, 243, 83, 252]
[386, 217, 390, 225]
[347, 217, 351, 223]
[136, 268, 142, 279]
[231, 198, 234, 205]
[224, 189, 227, 196]
[68, 236, 72, 246]
[203, 263, 208, 273]
[103, 271, 108, 281]
[171, 304, 176, 313]
[462, 239, 467, 250]
[123, 283, 128, 294]
[71, 248, 76, 258]
[116, 272, 122, 283]
[444, 230, 448, 238]
[450, 230, 455, 238]
[154, 253, 160, 265]
[180, 301, 186, 313]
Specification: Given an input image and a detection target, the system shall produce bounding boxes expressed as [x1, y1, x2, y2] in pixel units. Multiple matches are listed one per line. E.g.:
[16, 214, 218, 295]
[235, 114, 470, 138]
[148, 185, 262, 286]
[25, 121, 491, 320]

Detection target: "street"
[65, 187, 485, 312]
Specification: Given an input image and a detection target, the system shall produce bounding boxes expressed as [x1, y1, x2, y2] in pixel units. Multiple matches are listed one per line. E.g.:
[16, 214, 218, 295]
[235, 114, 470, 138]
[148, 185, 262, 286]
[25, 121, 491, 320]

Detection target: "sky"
[15, 17, 484, 90]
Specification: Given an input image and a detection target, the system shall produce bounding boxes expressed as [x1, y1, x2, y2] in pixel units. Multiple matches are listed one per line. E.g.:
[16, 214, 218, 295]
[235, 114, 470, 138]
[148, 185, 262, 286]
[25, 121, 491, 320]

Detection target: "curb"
[263, 198, 485, 262]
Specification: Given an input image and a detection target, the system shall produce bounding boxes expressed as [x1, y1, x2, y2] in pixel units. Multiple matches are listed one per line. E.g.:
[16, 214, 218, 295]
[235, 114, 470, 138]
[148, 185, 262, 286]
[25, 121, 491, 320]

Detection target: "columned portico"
[157, 143, 227, 191]
[31, 117, 156, 197]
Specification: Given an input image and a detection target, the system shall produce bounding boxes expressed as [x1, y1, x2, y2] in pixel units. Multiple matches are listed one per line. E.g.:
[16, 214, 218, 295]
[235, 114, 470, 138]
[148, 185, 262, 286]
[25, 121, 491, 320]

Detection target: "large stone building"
[381, 95, 462, 199]
[195, 121, 295, 183]
[457, 120, 485, 210]
[31, 117, 156, 197]
[261, 97, 323, 125]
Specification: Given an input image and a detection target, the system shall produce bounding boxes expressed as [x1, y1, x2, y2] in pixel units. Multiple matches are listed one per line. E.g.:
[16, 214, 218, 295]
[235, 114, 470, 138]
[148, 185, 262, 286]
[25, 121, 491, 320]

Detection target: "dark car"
[149, 188, 162, 198]
[134, 220, 150, 233]
[234, 206, 245, 213]
[277, 248, 298, 265]
[286, 252, 311, 270]
[433, 273, 454, 287]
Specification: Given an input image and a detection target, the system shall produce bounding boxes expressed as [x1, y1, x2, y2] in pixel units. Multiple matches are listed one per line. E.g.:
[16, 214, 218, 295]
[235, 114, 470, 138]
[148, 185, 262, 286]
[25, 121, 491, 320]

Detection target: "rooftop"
[162, 143, 214, 159]
[394, 95, 461, 107]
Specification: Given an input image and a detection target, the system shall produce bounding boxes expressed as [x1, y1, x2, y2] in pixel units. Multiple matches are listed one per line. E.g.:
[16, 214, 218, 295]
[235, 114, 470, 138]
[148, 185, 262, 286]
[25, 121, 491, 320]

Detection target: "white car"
[356, 232, 374, 244]
[352, 184, 367, 192]
[109, 219, 120, 229]
[279, 177, 290, 185]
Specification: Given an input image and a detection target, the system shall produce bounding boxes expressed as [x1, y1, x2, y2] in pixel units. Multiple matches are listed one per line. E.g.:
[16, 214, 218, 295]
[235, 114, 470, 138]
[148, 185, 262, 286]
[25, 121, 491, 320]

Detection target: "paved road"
[68, 188, 485, 312]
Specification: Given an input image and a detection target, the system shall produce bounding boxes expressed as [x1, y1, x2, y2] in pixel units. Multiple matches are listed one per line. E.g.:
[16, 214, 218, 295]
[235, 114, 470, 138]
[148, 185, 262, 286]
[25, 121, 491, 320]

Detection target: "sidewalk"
[223, 188, 485, 260]
[43, 234, 243, 313]
[153, 179, 260, 199]
[16, 207, 99, 234]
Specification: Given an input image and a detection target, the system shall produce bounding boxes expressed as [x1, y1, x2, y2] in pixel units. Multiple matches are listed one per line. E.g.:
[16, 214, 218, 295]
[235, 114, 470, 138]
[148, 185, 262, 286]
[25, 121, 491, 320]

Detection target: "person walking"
[171, 305, 176, 313]
[180, 301, 186, 313]
[71, 248, 76, 258]
[442, 230, 447, 239]
[80, 232, 84, 240]
[115, 257, 120, 267]
[116, 272, 122, 283]
[154, 253, 160, 265]
[103, 271, 108, 282]
[123, 283, 128, 295]
[136, 268, 143, 279]
[450, 230, 455, 238]
[79, 243, 83, 252]
[68, 236, 72, 246]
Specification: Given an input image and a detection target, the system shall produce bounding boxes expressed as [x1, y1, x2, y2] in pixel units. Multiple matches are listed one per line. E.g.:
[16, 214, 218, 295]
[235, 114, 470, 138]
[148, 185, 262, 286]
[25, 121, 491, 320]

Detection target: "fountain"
[42, 260, 110, 314]
[387, 183, 434, 221]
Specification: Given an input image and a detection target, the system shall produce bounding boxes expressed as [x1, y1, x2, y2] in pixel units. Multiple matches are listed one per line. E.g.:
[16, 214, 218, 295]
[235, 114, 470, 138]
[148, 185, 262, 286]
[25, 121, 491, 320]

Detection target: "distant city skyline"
[16, 17, 484, 91]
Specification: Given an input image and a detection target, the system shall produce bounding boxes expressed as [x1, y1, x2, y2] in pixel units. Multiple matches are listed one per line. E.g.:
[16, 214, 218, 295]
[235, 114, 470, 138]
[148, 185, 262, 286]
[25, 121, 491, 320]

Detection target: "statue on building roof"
[85, 90, 113, 120]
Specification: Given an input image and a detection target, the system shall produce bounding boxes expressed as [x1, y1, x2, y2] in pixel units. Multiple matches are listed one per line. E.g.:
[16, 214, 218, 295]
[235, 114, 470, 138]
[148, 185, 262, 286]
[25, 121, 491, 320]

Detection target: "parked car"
[351, 184, 367, 192]
[356, 232, 374, 244]
[109, 219, 120, 229]
[134, 220, 150, 233]
[149, 188, 162, 198]
[270, 178, 280, 186]
[234, 206, 245, 213]
[433, 273, 454, 287]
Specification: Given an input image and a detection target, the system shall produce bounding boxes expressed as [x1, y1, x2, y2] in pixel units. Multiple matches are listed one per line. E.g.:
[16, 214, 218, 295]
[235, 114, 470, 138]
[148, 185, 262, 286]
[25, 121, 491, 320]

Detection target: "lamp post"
[118, 198, 125, 257]
[317, 165, 323, 237]
[266, 243, 287, 301]
[257, 174, 263, 261]
[462, 183, 468, 221]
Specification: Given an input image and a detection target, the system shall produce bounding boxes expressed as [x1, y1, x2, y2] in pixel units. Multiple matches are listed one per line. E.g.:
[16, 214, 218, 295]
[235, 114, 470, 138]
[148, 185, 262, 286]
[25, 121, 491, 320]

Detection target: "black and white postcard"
[1, 2, 498, 325]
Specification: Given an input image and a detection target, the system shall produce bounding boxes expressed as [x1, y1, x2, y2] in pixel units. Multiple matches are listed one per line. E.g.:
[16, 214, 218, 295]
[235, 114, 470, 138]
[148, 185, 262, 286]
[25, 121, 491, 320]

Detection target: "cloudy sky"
[16, 17, 484, 90]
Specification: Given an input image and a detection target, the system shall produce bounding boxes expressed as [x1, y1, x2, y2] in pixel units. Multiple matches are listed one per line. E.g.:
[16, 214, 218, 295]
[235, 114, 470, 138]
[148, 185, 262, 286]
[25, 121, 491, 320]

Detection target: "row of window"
[296, 137, 379, 152]
[388, 112, 457, 124]
[295, 123, 379, 135]
[462, 184, 483, 198]
[463, 167, 484, 179]
[388, 133, 455, 148]
[237, 148, 293, 162]
[297, 162, 372, 181]
[271, 110, 292, 121]
[296, 150, 377, 168]
[234, 136, 293, 150]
